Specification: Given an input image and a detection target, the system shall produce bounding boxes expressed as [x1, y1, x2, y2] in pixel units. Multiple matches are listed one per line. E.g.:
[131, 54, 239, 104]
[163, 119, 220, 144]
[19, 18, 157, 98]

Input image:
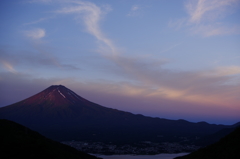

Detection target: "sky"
[0, 0, 240, 125]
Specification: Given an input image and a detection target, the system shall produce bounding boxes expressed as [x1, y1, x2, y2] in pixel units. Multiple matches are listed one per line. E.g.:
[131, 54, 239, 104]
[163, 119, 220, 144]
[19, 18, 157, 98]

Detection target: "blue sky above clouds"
[0, 0, 240, 124]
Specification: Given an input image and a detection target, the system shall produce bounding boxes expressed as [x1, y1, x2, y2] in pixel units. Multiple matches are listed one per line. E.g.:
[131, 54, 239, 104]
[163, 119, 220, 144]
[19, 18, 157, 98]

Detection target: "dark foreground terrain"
[0, 119, 101, 159]
[175, 126, 240, 159]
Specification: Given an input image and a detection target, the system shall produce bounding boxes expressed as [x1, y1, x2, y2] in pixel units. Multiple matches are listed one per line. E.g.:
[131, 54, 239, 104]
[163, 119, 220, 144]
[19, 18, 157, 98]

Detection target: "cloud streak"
[171, 0, 240, 36]
[55, 0, 117, 56]
[23, 16, 55, 26]
[0, 60, 17, 73]
[205, 66, 240, 77]
[104, 55, 240, 109]
[189, 24, 240, 37]
[186, 0, 239, 23]
[0, 46, 80, 73]
[127, 5, 141, 17]
[25, 28, 46, 39]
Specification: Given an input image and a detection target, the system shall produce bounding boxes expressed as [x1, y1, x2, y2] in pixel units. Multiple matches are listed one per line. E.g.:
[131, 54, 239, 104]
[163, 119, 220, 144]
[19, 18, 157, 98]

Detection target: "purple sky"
[0, 0, 240, 125]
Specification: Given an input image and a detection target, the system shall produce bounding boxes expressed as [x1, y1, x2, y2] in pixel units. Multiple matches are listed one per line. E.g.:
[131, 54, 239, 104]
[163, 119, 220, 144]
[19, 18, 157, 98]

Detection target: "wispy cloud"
[0, 60, 17, 73]
[24, 28, 46, 39]
[104, 55, 240, 108]
[185, 0, 239, 23]
[185, 0, 240, 36]
[190, 24, 240, 37]
[23, 16, 55, 26]
[160, 42, 182, 54]
[127, 5, 141, 17]
[168, 18, 187, 31]
[0, 46, 80, 72]
[132, 5, 140, 11]
[170, 0, 240, 36]
[28, 0, 53, 4]
[204, 66, 240, 77]
[55, 1, 117, 56]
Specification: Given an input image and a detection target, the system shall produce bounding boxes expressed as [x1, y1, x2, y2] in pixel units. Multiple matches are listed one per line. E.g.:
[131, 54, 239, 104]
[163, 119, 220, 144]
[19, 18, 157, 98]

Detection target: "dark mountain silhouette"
[0, 119, 101, 159]
[232, 121, 240, 127]
[195, 127, 237, 146]
[175, 126, 240, 159]
[0, 85, 232, 145]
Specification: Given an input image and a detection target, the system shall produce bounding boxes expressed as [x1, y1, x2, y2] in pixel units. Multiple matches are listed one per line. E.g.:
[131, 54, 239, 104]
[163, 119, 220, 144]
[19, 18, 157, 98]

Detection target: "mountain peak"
[37, 85, 86, 106]
[3, 85, 87, 110]
[0, 85, 96, 122]
[50, 85, 66, 88]
[48, 85, 68, 92]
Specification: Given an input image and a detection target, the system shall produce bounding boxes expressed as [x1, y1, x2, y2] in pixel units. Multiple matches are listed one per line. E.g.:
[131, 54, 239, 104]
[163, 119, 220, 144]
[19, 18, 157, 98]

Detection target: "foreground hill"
[175, 126, 240, 159]
[195, 127, 237, 146]
[0, 85, 231, 145]
[0, 119, 100, 159]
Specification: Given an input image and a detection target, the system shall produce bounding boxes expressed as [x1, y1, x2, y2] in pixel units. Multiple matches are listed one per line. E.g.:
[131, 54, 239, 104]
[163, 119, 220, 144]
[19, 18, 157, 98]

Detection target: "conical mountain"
[0, 85, 231, 145]
[0, 85, 126, 122]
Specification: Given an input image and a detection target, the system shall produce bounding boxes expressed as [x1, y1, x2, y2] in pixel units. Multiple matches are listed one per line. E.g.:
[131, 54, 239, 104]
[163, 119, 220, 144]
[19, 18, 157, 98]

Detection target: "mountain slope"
[175, 126, 240, 159]
[0, 119, 101, 159]
[195, 127, 237, 146]
[0, 85, 230, 145]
